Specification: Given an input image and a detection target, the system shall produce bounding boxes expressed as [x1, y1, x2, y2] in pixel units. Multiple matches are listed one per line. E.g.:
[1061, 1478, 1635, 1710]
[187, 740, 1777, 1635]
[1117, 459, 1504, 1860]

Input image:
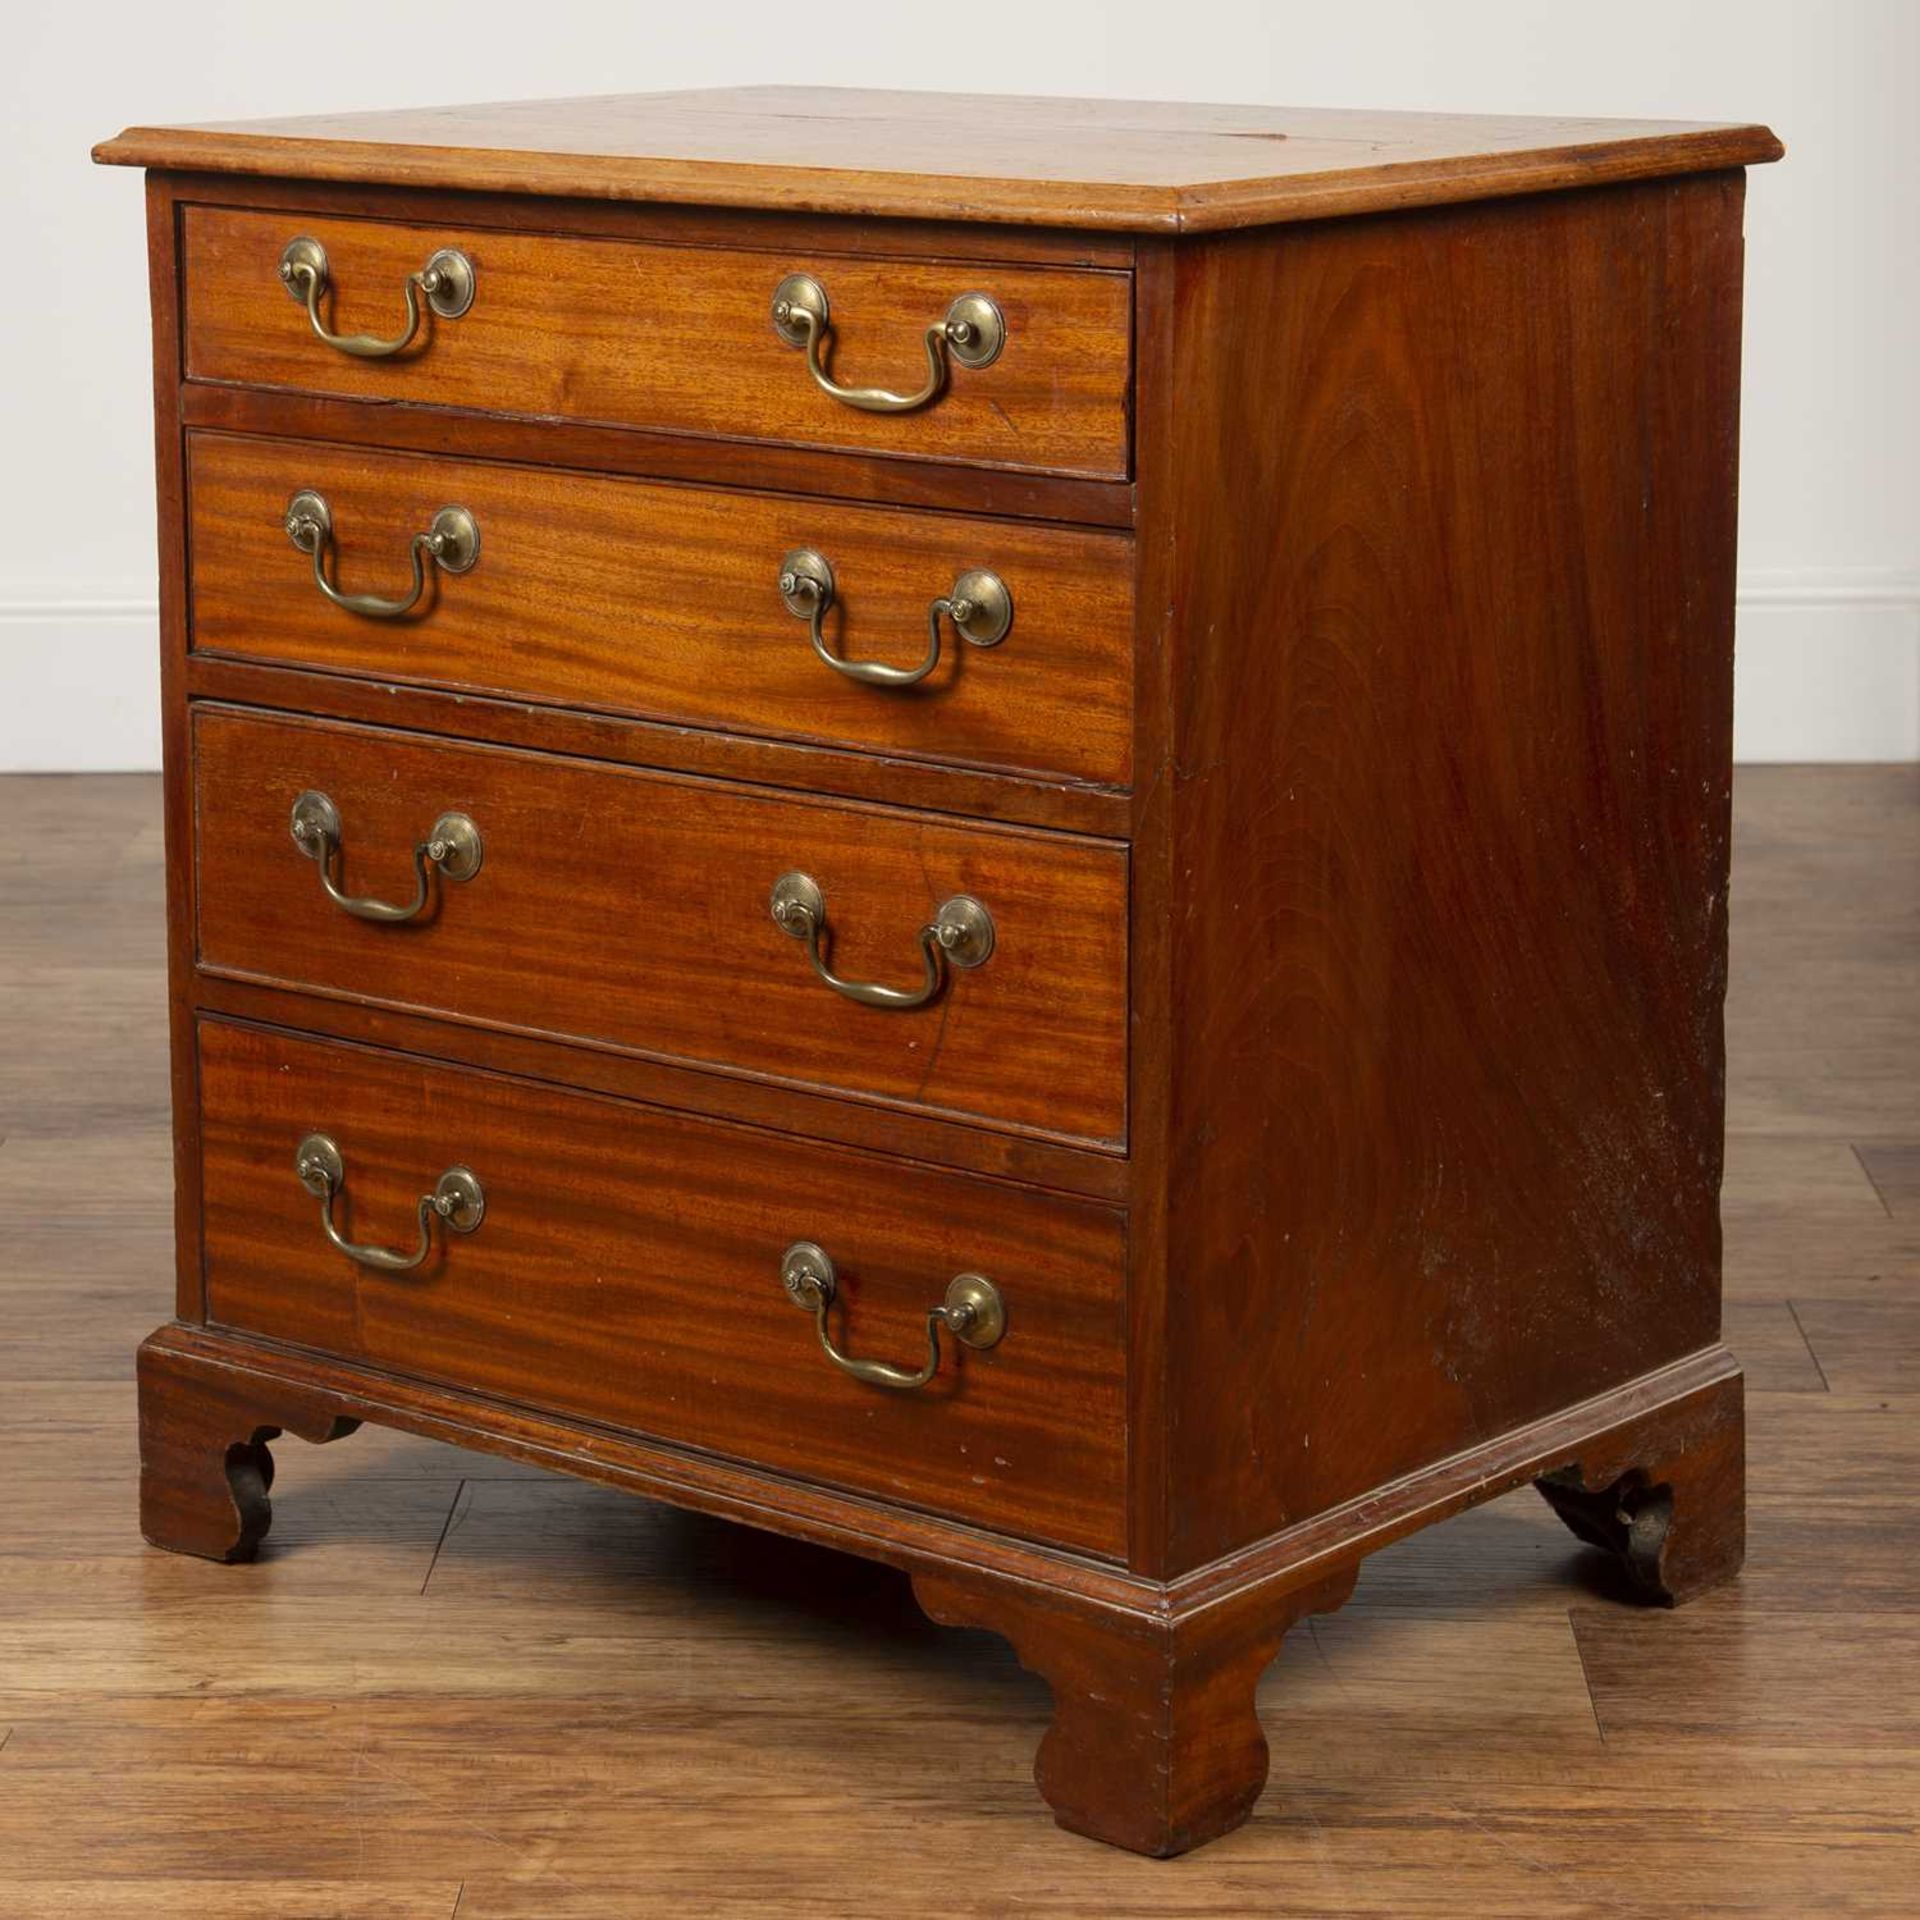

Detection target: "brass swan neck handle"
[295, 1133, 486, 1274]
[780, 1241, 1005, 1391]
[284, 490, 480, 622]
[777, 547, 1012, 688]
[278, 235, 475, 359]
[289, 789, 483, 925]
[770, 273, 1004, 414]
[769, 871, 994, 1010]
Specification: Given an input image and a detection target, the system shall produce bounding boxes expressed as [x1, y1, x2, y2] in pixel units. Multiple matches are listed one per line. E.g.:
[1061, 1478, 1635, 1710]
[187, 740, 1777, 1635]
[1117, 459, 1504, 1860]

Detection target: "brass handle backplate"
[295, 1133, 485, 1273]
[289, 789, 483, 924]
[770, 273, 1003, 413]
[278, 235, 475, 358]
[777, 549, 1012, 687]
[780, 1241, 1005, 1391]
[769, 871, 993, 1010]
[284, 490, 479, 620]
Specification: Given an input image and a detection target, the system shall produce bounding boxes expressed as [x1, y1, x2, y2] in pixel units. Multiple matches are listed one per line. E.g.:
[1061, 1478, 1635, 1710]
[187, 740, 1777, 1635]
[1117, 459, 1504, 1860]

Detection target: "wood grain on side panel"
[1150, 177, 1747, 1570]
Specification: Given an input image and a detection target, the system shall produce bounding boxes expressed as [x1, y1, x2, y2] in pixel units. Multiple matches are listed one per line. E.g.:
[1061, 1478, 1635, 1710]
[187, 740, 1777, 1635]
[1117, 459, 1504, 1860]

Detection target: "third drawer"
[193, 706, 1130, 1147]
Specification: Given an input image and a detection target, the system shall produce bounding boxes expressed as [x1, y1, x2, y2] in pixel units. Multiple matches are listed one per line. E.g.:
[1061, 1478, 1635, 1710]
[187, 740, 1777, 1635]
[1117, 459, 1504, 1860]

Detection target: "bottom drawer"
[196, 1019, 1128, 1557]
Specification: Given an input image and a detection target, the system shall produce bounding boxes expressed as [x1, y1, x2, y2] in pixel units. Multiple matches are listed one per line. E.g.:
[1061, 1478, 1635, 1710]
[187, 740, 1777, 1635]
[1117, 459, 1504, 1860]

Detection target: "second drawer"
[187, 431, 1135, 786]
[193, 707, 1130, 1146]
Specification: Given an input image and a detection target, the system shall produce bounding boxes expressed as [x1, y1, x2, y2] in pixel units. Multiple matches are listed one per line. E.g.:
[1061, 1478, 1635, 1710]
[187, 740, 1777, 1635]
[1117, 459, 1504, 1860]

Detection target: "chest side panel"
[1154, 176, 1747, 1569]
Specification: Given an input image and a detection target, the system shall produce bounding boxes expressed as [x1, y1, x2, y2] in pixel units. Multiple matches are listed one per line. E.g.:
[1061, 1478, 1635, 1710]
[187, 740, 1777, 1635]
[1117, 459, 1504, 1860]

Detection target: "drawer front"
[193, 709, 1129, 1146]
[181, 208, 1133, 479]
[188, 432, 1135, 786]
[198, 1020, 1128, 1556]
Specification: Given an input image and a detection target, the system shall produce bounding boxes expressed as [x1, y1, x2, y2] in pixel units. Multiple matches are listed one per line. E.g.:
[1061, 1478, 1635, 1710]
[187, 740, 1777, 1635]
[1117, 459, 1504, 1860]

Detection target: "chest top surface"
[94, 85, 1781, 232]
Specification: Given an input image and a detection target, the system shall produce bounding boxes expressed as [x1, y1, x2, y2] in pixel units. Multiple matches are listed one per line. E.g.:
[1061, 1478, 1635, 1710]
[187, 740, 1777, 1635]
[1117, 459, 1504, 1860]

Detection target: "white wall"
[2, 0, 1913, 769]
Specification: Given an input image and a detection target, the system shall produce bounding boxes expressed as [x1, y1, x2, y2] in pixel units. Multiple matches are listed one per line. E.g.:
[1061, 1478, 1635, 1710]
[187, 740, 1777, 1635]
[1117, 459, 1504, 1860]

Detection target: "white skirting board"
[1730, 572, 1920, 763]
[0, 591, 162, 773]
[2, 571, 1915, 771]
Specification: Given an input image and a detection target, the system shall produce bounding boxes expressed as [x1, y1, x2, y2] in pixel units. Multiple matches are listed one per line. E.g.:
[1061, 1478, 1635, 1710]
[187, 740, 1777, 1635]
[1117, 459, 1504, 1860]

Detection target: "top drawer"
[180, 208, 1134, 480]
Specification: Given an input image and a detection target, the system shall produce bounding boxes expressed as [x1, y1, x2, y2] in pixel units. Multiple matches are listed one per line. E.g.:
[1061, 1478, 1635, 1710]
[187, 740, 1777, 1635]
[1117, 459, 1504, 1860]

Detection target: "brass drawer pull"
[780, 1241, 1005, 1391]
[778, 548, 1012, 688]
[289, 789, 483, 924]
[278, 235, 475, 358]
[769, 871, 993, 1010]
[284, 490, 480, 620]
[770, 273, 1004, 414]
[295, 1133, 486, 1273]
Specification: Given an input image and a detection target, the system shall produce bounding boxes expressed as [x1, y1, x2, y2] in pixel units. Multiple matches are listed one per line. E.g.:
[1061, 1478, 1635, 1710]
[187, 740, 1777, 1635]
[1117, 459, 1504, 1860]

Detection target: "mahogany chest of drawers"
[97, 89, 1781, 1856]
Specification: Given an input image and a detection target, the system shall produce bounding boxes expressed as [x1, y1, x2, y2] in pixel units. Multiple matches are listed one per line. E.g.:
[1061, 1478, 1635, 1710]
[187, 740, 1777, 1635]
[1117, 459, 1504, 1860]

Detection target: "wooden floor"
[2, 767, 1915, 1917]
